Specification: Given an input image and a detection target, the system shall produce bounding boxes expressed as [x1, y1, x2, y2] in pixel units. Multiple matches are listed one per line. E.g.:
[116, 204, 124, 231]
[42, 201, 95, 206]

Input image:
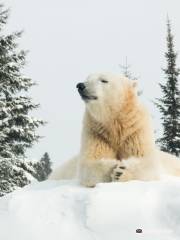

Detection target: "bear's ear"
[131, 80, 140, 96]
[132, 80, 138, 89]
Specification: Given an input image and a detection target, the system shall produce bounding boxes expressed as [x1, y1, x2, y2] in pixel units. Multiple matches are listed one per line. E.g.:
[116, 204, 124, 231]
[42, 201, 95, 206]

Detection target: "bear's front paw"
[111, 161, 127, 181]
[111, 159, 138, 182]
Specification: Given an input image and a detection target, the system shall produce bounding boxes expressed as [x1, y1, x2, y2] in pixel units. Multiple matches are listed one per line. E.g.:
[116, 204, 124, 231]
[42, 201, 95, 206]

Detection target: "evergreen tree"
[33, 152, 52, 181]
[119, 57, 142, 95]
[0, 5, 44, 158]
[0, 158, 36, 197]
[0, 3, 44, 196]
[155, 18, 180, 156]
[119, 57, 137, 80]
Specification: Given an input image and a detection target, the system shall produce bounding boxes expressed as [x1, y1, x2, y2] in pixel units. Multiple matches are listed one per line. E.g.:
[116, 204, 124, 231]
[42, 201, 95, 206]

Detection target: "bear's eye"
[100, 79, 108, 83]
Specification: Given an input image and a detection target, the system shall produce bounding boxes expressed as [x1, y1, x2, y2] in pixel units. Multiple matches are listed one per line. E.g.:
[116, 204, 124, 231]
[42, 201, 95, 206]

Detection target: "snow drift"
[0, 178, 180, 240]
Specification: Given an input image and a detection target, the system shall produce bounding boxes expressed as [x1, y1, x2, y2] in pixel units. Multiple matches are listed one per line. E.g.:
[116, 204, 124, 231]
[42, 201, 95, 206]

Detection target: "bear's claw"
[111, 162, 127, 181]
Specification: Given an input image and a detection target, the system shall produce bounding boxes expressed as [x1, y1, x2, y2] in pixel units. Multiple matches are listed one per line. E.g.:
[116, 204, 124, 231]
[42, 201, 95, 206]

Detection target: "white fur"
[49, 72, 180, 186]
[49, 157, 78, 180]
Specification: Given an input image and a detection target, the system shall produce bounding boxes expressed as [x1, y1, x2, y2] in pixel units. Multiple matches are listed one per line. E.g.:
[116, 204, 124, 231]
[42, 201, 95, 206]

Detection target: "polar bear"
[50, 73, 180, 186]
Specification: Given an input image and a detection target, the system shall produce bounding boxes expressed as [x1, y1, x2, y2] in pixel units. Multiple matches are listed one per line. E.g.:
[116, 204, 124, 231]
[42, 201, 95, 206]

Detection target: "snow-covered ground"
[0, 178, 180, 240]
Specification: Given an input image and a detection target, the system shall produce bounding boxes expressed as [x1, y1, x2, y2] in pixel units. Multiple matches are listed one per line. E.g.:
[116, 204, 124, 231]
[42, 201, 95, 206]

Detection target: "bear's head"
[76, 73, 139, 122]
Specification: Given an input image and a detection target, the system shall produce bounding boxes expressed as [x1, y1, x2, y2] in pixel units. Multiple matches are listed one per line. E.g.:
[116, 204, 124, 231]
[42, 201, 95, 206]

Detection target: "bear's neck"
[86, 94, 155, 159]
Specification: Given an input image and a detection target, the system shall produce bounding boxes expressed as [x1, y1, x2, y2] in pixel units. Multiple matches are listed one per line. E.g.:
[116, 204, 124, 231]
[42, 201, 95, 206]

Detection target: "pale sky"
[5, 0, 180, 166]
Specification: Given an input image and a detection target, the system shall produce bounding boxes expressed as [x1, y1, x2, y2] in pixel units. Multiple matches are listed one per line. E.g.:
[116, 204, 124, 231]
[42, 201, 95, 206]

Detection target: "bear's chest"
[91, 122, 123, 148]
[91, 122, 143, 159]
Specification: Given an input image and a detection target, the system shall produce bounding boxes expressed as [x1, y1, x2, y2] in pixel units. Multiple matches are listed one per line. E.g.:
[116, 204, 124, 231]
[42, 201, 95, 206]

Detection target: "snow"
[0, 179, 180, 240]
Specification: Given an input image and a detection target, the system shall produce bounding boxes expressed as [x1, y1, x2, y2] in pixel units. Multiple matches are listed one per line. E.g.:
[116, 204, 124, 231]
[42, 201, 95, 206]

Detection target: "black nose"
[76, 82, 85, 91]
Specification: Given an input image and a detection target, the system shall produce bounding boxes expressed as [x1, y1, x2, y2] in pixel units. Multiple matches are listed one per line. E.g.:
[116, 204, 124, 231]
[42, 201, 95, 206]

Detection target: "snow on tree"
[155, 18, 180, 156]
[0, 5, 44, 158]
[0, 3, 44, 196]
[0, 158, 37, 197]
[33, 152, 52, 181]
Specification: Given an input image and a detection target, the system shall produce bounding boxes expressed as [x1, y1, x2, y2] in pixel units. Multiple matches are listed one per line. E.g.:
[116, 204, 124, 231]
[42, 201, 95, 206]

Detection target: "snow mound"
[0, 178, 180, 240]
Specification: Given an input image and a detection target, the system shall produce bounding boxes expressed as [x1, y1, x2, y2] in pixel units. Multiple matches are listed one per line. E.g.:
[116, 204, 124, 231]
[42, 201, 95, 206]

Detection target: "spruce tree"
[119, 57, 142, 95]
[119, 57, 137, 80]
[33, 152, 52, 181]
[0, 5, 44, 158]
[0, 4, 44, 196]
[155, 18, 180, 156]
[0, 158, 36, 197]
